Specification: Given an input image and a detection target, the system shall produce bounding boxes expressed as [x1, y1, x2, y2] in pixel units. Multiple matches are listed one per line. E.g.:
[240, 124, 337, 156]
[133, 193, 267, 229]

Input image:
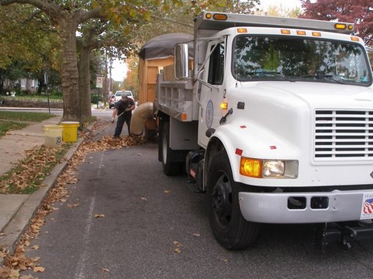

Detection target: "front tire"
[207, 149, 260, 250]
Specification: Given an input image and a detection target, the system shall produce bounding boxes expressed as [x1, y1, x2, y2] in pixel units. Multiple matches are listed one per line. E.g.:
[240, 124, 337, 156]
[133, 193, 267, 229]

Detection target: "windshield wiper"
[294, 74, 344, 84]
[245, 70, 292, 81]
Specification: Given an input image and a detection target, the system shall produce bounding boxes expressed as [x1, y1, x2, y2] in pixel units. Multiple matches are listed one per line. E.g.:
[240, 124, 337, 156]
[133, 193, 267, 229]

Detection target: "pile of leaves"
[0, 145, 69, 194]
[0, 122, 146, 278]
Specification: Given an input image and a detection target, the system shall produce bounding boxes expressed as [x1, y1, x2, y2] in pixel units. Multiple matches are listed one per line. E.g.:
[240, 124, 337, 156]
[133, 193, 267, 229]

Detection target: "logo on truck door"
[206, 100, 214, 128]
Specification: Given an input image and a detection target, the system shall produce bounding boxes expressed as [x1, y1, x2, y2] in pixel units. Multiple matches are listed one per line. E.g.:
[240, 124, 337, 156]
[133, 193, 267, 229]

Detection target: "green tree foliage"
[0, 0, 261, 122]
[301, 0, 373, 45]
[0, 5, 61, 94]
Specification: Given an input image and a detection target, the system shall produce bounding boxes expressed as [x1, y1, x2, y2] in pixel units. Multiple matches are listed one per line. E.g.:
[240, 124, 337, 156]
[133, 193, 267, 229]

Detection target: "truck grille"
[314, 110, 373, 159]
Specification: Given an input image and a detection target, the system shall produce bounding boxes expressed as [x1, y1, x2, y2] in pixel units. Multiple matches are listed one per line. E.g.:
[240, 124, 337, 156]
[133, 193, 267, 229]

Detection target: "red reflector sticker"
[235, 148, 243, 155]
[270, 146, 277, 150]
[240, 125, 247, 129]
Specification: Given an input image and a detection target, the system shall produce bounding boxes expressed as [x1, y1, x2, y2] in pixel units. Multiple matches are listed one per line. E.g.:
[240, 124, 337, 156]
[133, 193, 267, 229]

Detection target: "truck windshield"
[233, 35, 372, 86]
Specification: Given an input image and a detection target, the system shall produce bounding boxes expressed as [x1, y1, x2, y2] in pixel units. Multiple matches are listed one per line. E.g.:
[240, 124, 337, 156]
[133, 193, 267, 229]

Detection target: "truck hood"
[237, 81, 373, 109]
[225, 81, 373, 162]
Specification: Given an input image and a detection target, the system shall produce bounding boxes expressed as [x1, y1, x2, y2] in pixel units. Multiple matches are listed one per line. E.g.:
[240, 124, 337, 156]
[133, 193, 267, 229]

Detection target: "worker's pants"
[114, 113, 132, 137]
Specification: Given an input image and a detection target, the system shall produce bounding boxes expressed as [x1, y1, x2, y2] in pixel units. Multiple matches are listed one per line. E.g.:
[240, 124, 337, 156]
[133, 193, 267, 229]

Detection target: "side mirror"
[174, 43, 189, 80]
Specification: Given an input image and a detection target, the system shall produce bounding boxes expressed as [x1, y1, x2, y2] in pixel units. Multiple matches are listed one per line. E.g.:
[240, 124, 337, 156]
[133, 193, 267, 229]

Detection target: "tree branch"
[0, 0, 59, 17]
[78, 8, 104, 24]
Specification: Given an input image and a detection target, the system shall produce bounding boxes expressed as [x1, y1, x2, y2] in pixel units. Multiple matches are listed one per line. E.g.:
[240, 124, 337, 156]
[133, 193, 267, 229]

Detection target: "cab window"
[208, 43, 225, 85]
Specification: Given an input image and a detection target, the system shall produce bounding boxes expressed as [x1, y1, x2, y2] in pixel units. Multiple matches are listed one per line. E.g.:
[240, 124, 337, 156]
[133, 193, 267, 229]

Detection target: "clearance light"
[220, 102, 228, 110]
[348, 24, 354, 30]
[237, 28, 247, 33]
[297, 31, 306, 36]
[312, 32, 321, 37]
[205, 13, 212, 19]
[335, 23, 347, 30]
[281, 29, 291, 35]
[240, 157, 262, 178]
[213, 13, 228, 21]
[351, 36, 360, 42]
[182, 113, 188, 121]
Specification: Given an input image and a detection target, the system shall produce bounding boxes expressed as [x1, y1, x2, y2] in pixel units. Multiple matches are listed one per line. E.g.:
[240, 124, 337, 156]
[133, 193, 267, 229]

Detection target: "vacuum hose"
[130, 102, 155, 136]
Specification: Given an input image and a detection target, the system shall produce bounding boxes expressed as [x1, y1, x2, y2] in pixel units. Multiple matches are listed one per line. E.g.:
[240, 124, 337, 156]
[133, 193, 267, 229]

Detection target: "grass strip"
[0, 111, 55, 122]
[0, 121, 28, 137]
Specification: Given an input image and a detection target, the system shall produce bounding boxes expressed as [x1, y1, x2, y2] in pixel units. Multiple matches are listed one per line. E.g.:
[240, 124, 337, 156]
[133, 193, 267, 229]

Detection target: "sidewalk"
[0, 112, 84, 258]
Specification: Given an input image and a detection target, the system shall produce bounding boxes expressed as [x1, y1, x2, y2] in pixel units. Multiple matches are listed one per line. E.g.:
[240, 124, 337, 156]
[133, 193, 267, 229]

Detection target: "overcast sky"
[259, 0, 301, 9]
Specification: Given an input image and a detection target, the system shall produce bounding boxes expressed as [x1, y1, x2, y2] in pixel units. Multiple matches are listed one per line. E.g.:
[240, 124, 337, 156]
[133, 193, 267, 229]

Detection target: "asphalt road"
[21, 115, 373, 279]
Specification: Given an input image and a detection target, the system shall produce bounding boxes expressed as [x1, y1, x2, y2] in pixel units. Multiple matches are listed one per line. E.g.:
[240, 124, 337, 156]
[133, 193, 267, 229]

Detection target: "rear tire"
[161, 122, 183, 176]
[207, 148, 260, 250]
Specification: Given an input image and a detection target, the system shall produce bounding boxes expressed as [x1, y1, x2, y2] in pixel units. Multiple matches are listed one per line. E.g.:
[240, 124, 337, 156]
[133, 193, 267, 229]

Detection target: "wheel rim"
[211, 172, 233, 229]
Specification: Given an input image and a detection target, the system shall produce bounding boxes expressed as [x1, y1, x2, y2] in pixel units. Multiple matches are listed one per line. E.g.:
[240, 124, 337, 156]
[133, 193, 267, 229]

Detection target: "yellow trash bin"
[44, 125, 63, 148]
[61, 121, 80, 142]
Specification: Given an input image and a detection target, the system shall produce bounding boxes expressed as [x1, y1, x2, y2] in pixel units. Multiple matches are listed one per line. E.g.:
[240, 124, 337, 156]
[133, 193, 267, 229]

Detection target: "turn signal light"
[240, 157, 262, 178]
[220, 102, 228, 110]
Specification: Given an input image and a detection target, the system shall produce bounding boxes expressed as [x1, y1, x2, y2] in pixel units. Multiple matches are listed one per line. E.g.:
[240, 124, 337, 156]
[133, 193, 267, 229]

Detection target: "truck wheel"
[161, 122, 183, 175]
[207, 149, 259, 250]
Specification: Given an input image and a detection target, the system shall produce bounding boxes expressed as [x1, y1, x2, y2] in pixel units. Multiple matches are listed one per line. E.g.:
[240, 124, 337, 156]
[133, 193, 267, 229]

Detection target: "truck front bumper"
[239, 189, 373, 224]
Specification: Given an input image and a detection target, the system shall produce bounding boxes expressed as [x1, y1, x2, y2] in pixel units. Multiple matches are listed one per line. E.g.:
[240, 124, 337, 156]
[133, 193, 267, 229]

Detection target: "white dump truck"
[137, 11, 373, 250]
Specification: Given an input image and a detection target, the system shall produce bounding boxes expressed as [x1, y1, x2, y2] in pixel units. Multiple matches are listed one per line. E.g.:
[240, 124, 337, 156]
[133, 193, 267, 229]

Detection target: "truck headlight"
[263, 160, 284, 177]
[240, 157, 298, 179]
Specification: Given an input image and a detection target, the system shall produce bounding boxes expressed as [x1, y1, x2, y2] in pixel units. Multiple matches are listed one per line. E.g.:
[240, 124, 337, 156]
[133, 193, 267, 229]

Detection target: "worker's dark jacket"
[115, 98, 135, 117]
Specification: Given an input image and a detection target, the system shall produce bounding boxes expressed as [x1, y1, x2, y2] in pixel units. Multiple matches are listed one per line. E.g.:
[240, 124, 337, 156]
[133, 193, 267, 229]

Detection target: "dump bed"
[156, 69, 197, 122]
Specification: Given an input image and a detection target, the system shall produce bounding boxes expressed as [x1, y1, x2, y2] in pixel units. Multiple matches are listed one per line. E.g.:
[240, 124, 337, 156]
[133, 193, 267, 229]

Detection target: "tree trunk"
[59, 19, 80, 122]
[78, 46, 92, 123]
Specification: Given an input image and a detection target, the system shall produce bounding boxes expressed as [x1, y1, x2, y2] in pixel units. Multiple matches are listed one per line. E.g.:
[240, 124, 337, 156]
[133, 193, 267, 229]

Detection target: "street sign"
[96, 76, 103, 88]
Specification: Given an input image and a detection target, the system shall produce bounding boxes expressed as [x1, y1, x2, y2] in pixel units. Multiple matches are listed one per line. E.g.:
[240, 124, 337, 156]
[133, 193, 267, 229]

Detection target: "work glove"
[111, 117, 115, 123]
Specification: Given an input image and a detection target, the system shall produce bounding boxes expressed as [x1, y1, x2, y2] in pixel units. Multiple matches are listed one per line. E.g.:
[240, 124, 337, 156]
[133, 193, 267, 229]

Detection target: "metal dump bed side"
[156, 72, 197, 122]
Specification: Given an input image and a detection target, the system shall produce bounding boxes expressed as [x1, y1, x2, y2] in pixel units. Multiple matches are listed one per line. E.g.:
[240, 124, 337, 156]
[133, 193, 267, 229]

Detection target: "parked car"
[108, 95, 116, 109]
[114, 90, 134, 102]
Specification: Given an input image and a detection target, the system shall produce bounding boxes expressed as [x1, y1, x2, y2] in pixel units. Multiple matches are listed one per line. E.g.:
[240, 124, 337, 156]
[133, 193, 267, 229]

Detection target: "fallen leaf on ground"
[20, 275, 38, 279]
[94, 214, 105, 218]
[67, 203, 80, 208]
[33, 266, 45, 272]
[173, 241, 182, 247]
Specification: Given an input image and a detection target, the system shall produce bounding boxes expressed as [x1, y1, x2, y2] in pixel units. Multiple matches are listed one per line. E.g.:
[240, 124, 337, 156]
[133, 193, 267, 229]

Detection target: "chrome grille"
[314, 110, 373, 159]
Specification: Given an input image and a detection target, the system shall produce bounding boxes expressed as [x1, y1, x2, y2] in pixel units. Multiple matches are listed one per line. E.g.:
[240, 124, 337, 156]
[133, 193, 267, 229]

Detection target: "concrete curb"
[0, 135, 85, 263]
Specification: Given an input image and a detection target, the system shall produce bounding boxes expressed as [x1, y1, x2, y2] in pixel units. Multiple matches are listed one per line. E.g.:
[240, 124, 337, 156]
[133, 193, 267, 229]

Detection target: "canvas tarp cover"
[139, 33, 194, 60]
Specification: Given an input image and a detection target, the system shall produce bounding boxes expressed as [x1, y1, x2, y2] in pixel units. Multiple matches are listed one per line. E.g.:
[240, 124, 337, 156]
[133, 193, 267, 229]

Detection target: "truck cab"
[155, 11, 373, 250]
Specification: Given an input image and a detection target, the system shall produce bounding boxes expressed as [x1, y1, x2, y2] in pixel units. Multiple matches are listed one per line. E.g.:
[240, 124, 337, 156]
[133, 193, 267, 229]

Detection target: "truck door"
[198, 40, 226, 148]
